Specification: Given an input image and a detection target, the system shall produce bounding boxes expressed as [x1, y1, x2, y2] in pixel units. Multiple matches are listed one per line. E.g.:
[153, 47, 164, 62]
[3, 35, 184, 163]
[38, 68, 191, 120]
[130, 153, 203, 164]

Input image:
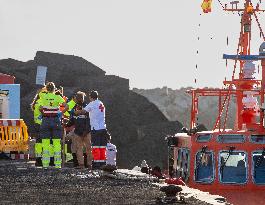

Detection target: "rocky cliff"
[133, 87, 236, 130]
[0, 51, 183, 168]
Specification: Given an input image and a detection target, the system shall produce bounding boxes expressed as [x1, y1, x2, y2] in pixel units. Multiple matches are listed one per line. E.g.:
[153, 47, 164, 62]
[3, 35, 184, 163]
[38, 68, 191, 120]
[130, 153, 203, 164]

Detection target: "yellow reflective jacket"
[39, 92, 65, 108]
[33, 90, 47, 125]
[34, 99, 42, 125]
[64, 99, 76, 117]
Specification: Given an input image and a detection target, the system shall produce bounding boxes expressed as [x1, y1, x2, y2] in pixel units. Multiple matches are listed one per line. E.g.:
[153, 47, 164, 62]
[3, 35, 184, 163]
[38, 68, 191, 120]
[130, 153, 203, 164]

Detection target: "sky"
[0, 0, 265, 89]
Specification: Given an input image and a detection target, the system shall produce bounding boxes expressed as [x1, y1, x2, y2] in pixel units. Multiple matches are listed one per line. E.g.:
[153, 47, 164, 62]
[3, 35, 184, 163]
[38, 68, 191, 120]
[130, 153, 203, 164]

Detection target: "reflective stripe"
[42, 157, 50, 161]
[42, 106, 59, 110]
[43, 150, 49, 154]
[42, 108, 58, 111]
[42, 106, 60, 115]
[74, 115, 87, 119]
[54, 155, 62, 168]
[43, 111, 59, 114]
[92, 146, 106, 148]
[93, 160, 106, 162]
[73, 115, 86, 119]
[35, 153, 42, 157]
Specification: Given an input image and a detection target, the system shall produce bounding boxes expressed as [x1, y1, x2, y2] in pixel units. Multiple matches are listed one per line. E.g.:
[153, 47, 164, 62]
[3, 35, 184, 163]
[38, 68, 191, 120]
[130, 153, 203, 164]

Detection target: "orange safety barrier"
[0, 119, 29, 153]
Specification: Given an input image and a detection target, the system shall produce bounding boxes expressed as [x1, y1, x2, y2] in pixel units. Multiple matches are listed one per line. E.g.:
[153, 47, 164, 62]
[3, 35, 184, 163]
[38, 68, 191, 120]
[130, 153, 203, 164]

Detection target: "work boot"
[87, 164, 92, 170]
[75, 164, 85, 169]
[35, 157, 43, 167]
[92, 162, 103, 170]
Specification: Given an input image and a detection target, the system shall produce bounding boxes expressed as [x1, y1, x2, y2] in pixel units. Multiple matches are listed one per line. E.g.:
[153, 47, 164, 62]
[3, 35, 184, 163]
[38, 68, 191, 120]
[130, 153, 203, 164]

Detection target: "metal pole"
[62, 128, 66, 168]
[60, 86, 66, 168]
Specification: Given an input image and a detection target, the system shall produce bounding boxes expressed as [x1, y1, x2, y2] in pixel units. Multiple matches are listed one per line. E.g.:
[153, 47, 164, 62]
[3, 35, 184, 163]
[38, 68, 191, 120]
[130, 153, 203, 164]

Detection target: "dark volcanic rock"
[0, 51, 183, 168]
[126, 121, 182, 168]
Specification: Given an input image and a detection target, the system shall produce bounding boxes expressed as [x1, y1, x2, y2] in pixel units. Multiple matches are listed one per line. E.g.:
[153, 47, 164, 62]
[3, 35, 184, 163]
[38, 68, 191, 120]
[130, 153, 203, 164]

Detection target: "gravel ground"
[0, 161, 213, 205]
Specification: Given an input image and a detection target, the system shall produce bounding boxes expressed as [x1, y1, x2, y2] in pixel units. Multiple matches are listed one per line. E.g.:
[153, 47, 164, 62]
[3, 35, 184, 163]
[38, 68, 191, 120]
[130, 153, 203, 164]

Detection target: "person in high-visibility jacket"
[31, 87, 47, 167]
[64, 97, 76, 118]
[55, 89, 77, 164]
[39, 82, 68, 168]
[56, 89, 69, 117]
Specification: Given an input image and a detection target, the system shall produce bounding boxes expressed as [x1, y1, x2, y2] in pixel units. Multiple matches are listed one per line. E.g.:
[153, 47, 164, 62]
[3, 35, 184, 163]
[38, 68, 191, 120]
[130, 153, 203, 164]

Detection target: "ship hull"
[172, 131, 265, 205]
[212, 190, 265, 205]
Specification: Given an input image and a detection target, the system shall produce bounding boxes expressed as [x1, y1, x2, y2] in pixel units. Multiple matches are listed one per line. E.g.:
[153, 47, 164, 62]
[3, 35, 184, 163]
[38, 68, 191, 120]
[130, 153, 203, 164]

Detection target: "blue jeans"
[40, 117, 62, 139]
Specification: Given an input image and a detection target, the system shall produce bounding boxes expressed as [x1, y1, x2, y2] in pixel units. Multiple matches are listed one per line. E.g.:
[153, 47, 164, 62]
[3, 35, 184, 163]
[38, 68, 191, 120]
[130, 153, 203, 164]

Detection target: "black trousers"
[91, 129, 108, 169]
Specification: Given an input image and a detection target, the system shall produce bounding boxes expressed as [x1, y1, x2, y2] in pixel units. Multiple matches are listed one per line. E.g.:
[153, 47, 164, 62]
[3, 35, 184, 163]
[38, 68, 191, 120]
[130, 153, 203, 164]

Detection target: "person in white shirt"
[75, 90, 108, 169]
[106, 133, 117, 166]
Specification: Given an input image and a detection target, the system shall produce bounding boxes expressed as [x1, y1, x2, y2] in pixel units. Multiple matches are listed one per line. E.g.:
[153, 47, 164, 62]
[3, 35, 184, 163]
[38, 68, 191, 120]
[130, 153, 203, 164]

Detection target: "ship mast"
[189, 0, 265, 132]
[223, 0, 265, 130]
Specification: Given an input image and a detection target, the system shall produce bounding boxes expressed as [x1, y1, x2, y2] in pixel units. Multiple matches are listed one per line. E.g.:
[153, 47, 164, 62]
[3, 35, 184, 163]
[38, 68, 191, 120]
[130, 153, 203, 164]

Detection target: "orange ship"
[171, 1, 265, 204]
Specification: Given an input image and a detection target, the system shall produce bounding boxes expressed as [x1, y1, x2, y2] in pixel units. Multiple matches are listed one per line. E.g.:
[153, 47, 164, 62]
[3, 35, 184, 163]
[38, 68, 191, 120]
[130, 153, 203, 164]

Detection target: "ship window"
[250, 135, 265, 144]
[196, 134, 212, 142]
[176, 148, 190, 182]
[219, 151, 247, 184]
[253, 151, 265, 185]
[182, 149, 190, 181]
[217, 134, 245, 143]
[195, 151, 214, 183]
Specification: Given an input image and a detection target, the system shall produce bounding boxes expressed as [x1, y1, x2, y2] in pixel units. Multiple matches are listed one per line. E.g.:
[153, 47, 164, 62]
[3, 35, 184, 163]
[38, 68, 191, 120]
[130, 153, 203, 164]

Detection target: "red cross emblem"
[99, 104, 105, 112]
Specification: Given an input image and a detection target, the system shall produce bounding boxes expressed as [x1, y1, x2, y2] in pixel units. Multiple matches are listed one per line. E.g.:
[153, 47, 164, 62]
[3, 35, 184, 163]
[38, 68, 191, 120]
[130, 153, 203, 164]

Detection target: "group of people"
[31, 81, 117, 169]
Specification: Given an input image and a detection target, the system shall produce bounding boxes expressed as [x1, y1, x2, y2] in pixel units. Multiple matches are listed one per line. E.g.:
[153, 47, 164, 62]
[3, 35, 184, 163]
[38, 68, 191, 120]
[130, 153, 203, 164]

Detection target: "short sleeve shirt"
[84, 99, 106, 130]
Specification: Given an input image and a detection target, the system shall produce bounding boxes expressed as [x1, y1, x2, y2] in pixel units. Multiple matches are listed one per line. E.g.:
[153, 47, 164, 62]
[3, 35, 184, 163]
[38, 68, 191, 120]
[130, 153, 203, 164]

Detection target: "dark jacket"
[66, 102, 91, 136]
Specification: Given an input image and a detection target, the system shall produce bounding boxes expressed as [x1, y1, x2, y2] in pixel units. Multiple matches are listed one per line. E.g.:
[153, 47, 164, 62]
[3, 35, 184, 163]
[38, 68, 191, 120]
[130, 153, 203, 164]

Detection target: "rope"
[213, 92, 229, 130]
[223, 89, 232, 131]
[253, 11, 265, 41]
[217, 0, 225, 9]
